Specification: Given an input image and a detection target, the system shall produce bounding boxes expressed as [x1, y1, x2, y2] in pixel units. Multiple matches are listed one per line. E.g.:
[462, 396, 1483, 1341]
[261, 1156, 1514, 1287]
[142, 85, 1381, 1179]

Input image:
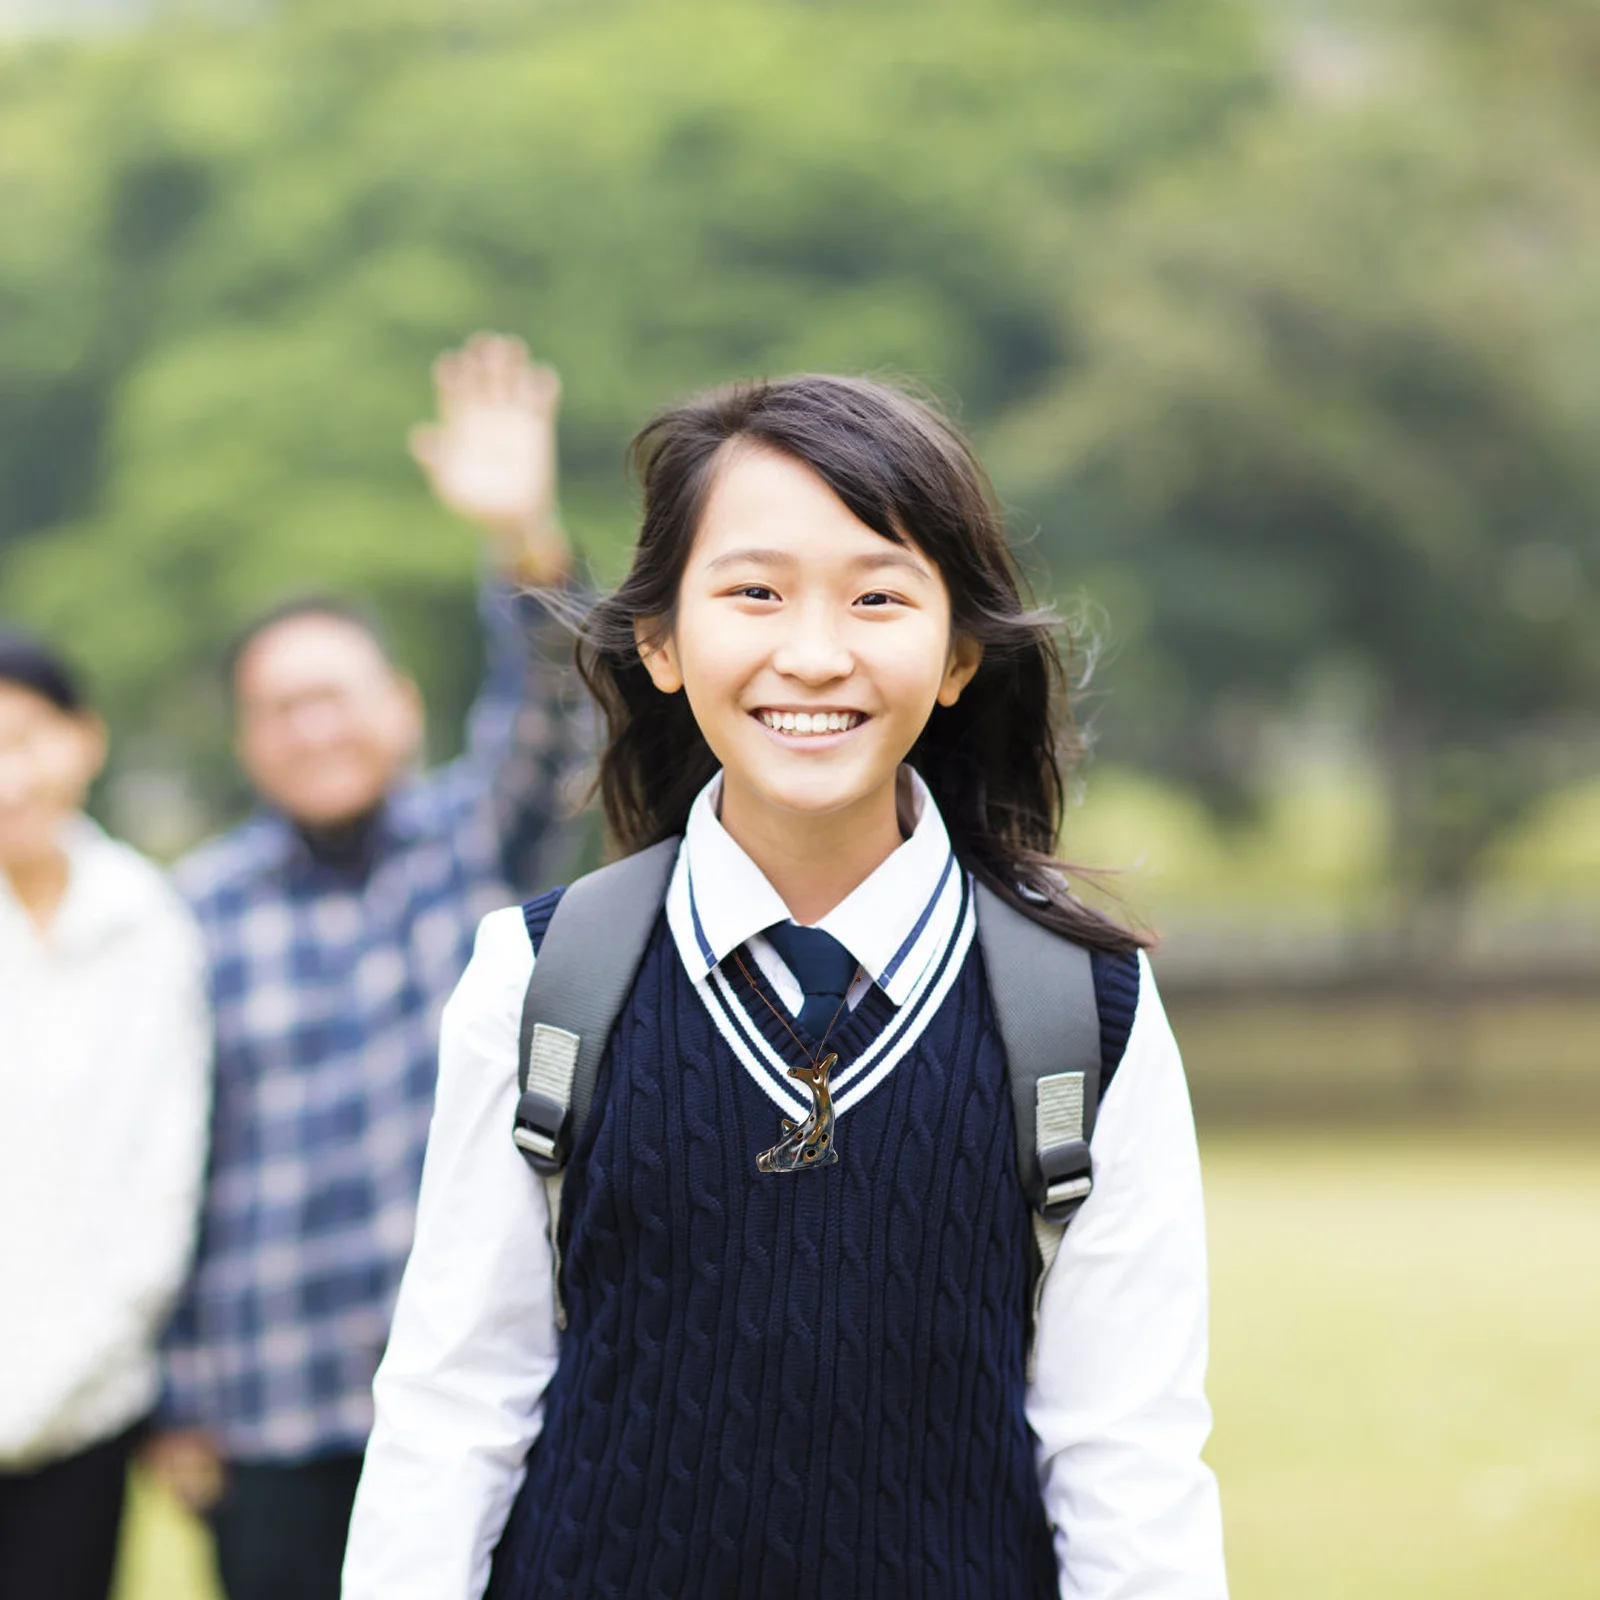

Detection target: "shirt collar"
[252, 789, 423, 880]
[0, 816, 158, 953]
[665, 766, 959, 1007]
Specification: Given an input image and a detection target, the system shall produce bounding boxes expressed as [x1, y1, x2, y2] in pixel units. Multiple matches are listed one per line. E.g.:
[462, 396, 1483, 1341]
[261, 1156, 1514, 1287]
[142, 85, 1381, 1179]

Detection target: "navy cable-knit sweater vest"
[488, 888, 1139, 1600]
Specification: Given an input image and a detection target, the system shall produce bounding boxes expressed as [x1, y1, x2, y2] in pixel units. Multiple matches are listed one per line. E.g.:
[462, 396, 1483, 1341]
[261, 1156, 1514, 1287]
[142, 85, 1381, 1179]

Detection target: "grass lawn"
[114, 1134, 1600, 1599]
[1205, 1133, 1600, 1598]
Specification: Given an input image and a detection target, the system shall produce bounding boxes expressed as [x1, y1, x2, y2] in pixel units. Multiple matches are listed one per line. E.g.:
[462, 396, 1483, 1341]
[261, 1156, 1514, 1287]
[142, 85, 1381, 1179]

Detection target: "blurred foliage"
[993, 0, 1600, 902]
[0, 0, 1596, 904]
[0, 0, 1261, 811]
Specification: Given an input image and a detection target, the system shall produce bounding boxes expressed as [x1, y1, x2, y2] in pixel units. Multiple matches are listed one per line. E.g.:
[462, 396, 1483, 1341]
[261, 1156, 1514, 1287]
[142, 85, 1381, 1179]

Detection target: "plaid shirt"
[161, 582, 590, 1461]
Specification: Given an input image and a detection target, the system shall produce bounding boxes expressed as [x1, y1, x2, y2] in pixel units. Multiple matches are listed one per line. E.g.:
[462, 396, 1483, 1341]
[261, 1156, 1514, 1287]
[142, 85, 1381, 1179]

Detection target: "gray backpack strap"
[513, 836, 681, 1173]
[972, 881, 1102, 1378]
[514, 837, 680, 1331]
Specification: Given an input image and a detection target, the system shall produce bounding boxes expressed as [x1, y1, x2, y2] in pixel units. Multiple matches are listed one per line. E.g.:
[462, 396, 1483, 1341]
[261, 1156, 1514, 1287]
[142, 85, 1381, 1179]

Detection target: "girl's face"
[637, 444, 980, 844]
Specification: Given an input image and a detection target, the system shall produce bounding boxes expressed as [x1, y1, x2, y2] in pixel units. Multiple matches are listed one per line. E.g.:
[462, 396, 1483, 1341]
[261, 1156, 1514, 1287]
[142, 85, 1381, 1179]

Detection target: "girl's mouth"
[753, 708, 866, 737]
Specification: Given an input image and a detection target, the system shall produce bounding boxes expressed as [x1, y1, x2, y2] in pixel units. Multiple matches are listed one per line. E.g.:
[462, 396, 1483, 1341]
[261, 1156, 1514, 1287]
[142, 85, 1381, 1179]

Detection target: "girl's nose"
[770, 609, 853, 685]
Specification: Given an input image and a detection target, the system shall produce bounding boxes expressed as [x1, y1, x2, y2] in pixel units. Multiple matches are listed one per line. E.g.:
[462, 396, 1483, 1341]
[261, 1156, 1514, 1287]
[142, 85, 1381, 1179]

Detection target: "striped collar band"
[665, 767, 960, 1010]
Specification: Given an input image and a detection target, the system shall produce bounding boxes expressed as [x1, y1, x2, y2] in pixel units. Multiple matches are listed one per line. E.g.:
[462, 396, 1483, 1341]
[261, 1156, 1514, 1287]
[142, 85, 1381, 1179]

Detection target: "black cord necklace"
[733, 947, 860, 1173]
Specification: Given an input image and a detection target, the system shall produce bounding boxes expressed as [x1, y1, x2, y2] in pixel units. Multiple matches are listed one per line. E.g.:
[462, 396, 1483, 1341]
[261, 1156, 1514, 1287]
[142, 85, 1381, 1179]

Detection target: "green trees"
[0, 0, 1259, 814]
[997, 67, 1600, 904]
[0, 0, 1594, 907]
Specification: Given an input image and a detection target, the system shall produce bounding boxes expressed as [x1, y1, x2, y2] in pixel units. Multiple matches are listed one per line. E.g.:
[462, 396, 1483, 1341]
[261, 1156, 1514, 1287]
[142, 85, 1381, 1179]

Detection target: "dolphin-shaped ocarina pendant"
[756, 1051, 839, 1173]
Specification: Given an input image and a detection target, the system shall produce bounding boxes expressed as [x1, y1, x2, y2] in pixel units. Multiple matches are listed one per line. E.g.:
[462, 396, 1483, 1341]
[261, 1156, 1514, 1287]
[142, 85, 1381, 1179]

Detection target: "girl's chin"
[732, 768, 902, 823]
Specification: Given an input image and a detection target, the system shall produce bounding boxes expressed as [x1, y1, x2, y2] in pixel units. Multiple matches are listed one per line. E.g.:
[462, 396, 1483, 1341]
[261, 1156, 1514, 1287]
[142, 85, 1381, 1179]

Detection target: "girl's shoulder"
[1089, 946, 1142, 1093]
[518, 837, 680, 958]
[520, 885, 566, 952]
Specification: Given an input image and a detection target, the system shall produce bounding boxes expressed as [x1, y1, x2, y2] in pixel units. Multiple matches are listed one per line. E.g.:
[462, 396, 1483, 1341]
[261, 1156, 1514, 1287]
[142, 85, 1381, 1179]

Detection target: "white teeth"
[759, 710, 861, 735]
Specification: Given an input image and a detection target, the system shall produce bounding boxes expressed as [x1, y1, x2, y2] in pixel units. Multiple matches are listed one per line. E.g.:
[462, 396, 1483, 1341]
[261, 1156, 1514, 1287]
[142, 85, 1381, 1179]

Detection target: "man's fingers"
[522, 362, 561, 412]
[463, 330, 526, 364]
[437, 334, 545, 399]
[426, 334, 559, 429]
[142, 1430, 228, 1514]
[431, 351, 466, 420]
[459, 331, 525, 403]
[493, 337, 534, 405]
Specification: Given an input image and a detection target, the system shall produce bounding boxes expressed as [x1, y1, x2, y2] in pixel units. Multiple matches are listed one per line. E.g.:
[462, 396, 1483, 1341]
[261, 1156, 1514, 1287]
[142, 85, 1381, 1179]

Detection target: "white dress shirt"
[0, 818, 211, 1469]
[344, 772, 1227, 1598]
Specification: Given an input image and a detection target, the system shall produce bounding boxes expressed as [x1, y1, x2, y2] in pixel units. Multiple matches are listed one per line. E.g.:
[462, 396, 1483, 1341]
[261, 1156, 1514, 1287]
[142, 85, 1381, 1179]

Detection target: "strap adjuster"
[1039, 1138, 1092, 1223]
[513, 1089, 570, 1175]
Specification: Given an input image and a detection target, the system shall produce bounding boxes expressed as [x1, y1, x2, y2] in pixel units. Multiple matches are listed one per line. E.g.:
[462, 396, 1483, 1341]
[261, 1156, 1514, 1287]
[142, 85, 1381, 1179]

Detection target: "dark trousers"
[210, 1451, 364, 1600]
[0, 1425, 137, 1600]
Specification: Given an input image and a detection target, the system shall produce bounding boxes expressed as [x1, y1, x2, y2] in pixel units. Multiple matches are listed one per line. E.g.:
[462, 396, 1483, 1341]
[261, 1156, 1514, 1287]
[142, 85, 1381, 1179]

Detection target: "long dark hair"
[574, 374, 1145, 955]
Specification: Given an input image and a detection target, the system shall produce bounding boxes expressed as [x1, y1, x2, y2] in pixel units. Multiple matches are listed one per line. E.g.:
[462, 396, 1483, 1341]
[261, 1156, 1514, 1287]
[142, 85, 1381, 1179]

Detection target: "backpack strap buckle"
[513, 1023, 581, 1176]
[512, 1091, 569, 1172]
[1036, 1071, 1094, 1224]
[1040, 1141, 1093, 1219]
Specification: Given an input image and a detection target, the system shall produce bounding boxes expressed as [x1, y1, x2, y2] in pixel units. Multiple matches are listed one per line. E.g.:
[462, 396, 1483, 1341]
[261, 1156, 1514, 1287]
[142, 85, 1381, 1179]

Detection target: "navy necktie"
[763, 921, 858, 1040]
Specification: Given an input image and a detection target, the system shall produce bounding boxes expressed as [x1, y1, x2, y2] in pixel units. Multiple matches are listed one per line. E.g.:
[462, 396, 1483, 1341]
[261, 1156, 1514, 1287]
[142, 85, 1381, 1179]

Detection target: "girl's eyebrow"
[849, 549, 933, 580]
[706, 546, 796, 571]
[706, 546, 933, 580]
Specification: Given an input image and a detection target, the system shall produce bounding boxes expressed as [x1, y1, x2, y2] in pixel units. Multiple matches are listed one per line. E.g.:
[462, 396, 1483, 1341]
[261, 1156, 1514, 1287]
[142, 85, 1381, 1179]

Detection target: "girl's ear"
[633, 617, 684, 695]
[936, 634, 983, 707]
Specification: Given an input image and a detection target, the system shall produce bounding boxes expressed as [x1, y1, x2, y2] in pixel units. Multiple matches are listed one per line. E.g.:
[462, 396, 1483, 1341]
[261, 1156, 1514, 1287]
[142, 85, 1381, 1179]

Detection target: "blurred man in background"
[145, 335, 588, 1600]
[0, 633, 211, 1600]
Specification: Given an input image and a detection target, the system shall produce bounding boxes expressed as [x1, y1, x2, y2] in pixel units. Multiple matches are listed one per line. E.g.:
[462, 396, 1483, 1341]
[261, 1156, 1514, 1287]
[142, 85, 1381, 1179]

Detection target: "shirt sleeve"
[342, 906, 562, 1600]
[1026, 953, 1229, 1598]
[443, 576, 594, 894]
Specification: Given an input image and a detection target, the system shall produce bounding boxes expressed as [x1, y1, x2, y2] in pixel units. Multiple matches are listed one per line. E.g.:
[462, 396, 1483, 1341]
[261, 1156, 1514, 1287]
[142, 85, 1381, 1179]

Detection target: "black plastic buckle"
[1039, 1139, 1093, 1223]
[512, 1089, 570, 1175]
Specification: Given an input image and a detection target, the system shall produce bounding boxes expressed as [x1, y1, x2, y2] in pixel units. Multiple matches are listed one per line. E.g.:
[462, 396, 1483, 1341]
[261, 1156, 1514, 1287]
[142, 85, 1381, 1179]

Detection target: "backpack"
[510, 837, 1105, 1379]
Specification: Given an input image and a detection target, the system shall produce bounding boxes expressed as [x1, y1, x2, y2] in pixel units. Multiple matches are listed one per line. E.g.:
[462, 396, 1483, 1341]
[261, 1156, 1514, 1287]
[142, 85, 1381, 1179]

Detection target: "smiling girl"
[343, 377, 1227, 1599]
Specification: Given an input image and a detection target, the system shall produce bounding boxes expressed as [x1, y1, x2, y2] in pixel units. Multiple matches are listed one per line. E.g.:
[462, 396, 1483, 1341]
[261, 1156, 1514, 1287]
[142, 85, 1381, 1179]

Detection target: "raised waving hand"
[409, 332, 571, 585]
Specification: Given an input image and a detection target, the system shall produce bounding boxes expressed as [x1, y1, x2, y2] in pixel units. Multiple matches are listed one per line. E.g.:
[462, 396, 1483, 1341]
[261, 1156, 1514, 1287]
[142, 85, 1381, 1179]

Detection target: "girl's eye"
[734, 585, 778, 602]
[856, 591, 898, 608]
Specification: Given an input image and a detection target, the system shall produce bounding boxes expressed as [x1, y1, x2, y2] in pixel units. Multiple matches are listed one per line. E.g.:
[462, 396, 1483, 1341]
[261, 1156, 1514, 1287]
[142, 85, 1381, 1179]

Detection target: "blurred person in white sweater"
[0, 630, 211, 1600]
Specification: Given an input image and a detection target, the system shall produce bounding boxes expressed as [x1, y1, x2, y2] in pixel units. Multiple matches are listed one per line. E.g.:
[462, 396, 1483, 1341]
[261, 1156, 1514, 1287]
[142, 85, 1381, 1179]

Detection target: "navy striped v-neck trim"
[684, 839, 958, 995]
[698, 870, 976, 1121]
[720, 945, 897, 1073]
